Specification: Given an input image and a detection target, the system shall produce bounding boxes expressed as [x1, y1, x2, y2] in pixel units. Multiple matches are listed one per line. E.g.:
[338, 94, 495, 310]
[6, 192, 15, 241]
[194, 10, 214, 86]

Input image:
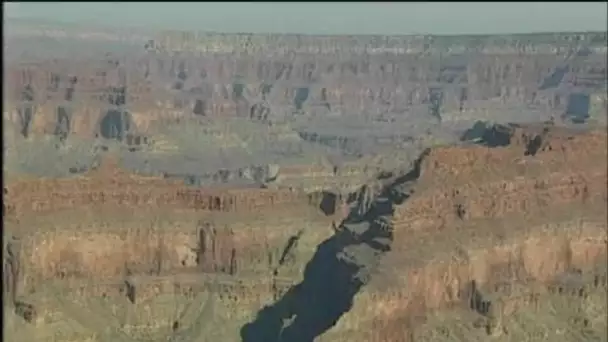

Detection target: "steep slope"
[319, 124, 607, 341]
[4, 123, 606, 342]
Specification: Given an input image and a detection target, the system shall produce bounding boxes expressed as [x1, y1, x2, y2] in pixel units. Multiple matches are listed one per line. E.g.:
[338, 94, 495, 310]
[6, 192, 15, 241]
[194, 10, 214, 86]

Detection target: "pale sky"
[5, 2, 608, 35]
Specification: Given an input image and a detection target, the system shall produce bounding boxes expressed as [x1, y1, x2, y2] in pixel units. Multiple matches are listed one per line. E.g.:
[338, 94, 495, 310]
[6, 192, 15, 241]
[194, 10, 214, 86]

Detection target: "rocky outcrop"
[321, 125, 607, 341]
[392, 125, 607, 234]
[5, 156, 311, 217]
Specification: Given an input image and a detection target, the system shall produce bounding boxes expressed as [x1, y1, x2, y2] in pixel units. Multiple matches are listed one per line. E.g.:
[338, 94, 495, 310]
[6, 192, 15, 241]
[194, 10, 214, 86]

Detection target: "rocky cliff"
[4, 27, 606, 144]
[4, 123, 606, 342]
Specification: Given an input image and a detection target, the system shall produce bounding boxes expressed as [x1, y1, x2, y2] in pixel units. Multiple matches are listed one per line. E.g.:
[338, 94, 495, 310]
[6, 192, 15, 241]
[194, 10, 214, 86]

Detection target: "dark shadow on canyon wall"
[564, 93, 590, 124]
[17, 104, 34, 138]
[540, 65, 568, 90]
[460, 121, 517, 147]
[240, 152, 427, 342]
[319, 191, 338, 216]
[99, 109, 132, 141]
[54, 106, 72, 141]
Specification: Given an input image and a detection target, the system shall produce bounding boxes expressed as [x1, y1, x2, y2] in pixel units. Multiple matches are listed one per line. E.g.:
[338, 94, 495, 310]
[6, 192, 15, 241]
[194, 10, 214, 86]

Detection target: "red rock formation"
[4, 31, 606, 138]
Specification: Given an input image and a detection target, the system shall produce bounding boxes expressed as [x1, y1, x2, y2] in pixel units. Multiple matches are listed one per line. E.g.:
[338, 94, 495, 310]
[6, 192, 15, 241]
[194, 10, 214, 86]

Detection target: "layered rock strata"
[4, 29, 606, 143]
[4, 124, 606, 342]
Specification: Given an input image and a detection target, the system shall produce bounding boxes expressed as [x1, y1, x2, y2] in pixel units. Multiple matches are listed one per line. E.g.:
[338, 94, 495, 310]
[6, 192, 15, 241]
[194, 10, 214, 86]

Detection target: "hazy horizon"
[4, 2, 608, 35]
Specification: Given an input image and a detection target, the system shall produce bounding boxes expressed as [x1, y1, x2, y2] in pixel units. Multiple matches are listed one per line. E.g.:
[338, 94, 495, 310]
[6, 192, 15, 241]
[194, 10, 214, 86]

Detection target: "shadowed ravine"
[240, 151, 428, 342]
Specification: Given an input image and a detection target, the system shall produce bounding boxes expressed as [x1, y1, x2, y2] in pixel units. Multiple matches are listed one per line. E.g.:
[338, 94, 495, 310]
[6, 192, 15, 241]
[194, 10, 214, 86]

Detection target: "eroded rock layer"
[4, 27, 607, 143]
[4, 124, 606, 342]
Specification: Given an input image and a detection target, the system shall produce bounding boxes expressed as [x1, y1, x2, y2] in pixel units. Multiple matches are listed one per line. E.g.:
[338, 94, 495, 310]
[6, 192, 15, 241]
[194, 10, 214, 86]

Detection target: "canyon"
[3, 19, 607, 342]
